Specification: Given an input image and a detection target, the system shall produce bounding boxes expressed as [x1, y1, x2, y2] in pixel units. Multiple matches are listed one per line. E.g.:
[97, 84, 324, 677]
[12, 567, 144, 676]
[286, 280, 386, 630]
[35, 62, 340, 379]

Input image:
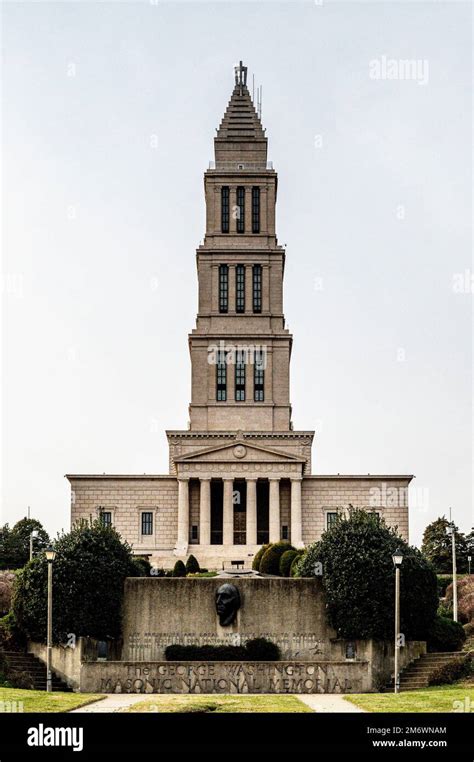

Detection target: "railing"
[208, 161, 273, 171]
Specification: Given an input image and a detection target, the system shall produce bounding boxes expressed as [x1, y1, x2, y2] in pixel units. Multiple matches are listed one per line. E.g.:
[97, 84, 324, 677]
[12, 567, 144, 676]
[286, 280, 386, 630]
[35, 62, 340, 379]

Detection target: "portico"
[173, 441, 305, 565]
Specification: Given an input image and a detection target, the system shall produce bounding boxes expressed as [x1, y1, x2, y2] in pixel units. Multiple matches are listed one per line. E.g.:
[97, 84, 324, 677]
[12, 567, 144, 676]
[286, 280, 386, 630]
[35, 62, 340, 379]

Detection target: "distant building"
[68, 63, 411, 568]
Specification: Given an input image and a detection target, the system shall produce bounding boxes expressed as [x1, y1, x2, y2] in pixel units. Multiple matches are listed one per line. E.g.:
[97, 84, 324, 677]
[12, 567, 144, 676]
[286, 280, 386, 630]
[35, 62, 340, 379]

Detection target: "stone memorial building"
[67, 62, 412, 569]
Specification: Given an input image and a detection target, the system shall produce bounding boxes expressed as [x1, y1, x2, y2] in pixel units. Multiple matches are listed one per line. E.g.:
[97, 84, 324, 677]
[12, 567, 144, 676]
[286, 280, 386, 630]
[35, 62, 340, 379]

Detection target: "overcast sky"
[2, 1, 472, 547]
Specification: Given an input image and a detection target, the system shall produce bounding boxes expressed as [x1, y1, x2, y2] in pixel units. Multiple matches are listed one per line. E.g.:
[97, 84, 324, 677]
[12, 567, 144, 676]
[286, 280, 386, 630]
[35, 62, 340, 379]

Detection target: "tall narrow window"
[235, 350, 246, 401]
[252, 187, 260, 233]
[254, 349, 265, 401]
[221, 186, 229, 233]
[235, 264, 245, 313]
[141, 512, 153, 536]
[253, 264, 262, 313]
[236, 186, 245, 233]
[216, 350, 227, 401]
[219, 264, 228, 313]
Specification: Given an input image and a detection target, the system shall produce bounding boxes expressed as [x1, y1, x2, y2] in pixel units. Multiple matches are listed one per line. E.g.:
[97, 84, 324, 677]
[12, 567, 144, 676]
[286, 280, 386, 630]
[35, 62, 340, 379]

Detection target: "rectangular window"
[141, 512, 153, 536]
[236, 186, 245, 233]
[253, 264, 262, 313]
[221, 186, 229, 233]
[252, 187, 260, 233]
[235, 264, 245, 313]
[235, 350, 246, 401]
[326, 512, 339, 530]
[100, 511, 112, 528]
[216, 350, 227, 401]
[219, 264, 228, 313]
[190, 525, 198, 541]
[281, 525, 289, 541]
[254, 349, 265, 401]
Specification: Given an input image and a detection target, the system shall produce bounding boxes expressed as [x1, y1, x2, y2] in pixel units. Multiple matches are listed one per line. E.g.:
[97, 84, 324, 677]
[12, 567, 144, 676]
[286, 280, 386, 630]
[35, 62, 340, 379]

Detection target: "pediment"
[174, 441, 305, 464]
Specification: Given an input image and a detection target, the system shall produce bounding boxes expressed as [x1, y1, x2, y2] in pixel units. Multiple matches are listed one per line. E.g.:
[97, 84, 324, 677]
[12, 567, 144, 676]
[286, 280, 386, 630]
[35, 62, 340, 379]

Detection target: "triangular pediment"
[174, 441, 305, 465]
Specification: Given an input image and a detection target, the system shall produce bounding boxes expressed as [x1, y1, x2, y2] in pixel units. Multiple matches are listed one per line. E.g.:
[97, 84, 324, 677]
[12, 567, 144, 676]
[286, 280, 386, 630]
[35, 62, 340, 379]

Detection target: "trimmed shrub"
[244, 638, 280, 661]
[131, 557, 151, 577]
[294, 509, 438, 640]
[279, 549, 298, 578]
[172, 560, 186, 578]
[185, 555, 200, 575]
[12, 519, 136, 643]
[427, 615, 466, 652]
[165, 638, 280, 662]
[252, 544, 271, 571]
[260, 542, 295, 576]
[290, 550, 304, 577]
[429, 655, 471, 686]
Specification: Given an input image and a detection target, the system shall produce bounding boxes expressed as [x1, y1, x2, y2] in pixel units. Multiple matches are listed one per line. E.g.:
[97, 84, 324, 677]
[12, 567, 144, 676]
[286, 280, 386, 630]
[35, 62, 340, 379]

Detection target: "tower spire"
[234, 60, 248, 94]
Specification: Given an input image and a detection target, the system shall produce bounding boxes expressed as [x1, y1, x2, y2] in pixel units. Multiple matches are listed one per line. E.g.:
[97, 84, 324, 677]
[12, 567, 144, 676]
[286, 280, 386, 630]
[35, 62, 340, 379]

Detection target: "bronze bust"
[215, 583, 241, 626]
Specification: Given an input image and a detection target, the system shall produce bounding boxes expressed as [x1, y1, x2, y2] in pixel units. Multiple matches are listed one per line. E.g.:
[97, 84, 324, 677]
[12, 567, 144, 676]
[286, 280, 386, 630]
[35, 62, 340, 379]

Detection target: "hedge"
[290, 550, 304, 577]
[260, 542, 295, 576]
[252, 544, 271, 571]
[185, 555, 200, 574]
[172, 560, 186, 578]
[165, 638, 280, 662]
[279, 549, 298, 578]
[427, 615, 466, 653]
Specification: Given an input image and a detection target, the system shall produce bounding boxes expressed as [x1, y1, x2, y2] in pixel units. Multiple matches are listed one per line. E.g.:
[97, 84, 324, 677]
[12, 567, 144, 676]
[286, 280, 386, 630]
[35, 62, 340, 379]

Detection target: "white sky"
[1, 1, 472, 547]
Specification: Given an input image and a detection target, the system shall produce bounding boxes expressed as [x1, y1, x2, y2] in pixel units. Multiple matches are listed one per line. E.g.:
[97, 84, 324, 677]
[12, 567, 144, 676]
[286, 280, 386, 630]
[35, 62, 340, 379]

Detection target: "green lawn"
[0, 687, 104, 713]
[125, 694, 312, 713]
[345, 684, 474, 713]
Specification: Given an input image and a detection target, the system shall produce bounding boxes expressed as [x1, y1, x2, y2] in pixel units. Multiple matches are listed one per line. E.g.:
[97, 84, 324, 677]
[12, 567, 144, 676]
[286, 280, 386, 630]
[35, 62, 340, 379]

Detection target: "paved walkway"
[71, 693, 366, 713]
[70, 694, 146, 713]
[298, 694, 366, 712]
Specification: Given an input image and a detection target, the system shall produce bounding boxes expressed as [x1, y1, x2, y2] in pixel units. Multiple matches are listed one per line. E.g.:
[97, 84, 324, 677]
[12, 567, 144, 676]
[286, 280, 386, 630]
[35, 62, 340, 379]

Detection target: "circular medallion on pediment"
[233, 445, 247, 459]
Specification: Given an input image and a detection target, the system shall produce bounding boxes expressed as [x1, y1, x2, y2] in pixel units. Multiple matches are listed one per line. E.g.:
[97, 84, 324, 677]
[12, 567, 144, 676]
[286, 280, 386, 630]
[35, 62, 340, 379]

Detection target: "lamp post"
[45, 547, 56, 692]
[392, 548, 404, 694]
[29, 530, 39, 562]
[468, 555, 472, 576]
[446, 524, 458, 622]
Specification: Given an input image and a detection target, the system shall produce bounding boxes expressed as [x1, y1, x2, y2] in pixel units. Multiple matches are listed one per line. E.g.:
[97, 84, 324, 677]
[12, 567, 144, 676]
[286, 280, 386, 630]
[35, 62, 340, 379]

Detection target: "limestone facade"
[67, 63, 412, 569]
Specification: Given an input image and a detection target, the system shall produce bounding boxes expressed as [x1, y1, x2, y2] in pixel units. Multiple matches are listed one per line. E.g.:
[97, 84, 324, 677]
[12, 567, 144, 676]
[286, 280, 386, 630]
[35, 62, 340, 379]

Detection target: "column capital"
[268, 476, 281, 482]
[177, 476, 190, 483]
[290, 476, 303, 482]
[199, 476, 212, 482]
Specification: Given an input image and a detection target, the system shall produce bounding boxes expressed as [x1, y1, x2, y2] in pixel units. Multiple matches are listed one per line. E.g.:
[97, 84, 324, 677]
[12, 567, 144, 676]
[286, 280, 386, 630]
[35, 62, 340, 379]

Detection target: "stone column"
[246, 478, 257, 545]
[291, 477, 304, 548]
[175, 477, 189, 554]
[269, 477, 281, 543]
[199, 478, 211, 545]
[223, 479, 234, 545]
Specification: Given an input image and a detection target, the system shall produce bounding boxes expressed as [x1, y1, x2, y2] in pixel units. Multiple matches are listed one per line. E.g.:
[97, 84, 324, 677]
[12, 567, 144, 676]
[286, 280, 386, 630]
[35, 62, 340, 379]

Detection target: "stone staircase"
[389, 651, 469, 692]
[2, 650, 71, 692]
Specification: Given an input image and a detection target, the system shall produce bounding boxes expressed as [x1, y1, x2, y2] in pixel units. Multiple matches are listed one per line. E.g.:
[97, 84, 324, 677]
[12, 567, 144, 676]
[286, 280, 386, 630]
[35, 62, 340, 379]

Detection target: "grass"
[0, 686, 105, 713]
[124, 694, 313, 713]
[345, 683, 474, 713]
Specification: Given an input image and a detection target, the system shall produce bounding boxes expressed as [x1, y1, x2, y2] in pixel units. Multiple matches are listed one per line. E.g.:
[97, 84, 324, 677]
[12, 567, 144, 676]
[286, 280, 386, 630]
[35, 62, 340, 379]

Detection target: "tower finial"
[234, 60, 247, 94]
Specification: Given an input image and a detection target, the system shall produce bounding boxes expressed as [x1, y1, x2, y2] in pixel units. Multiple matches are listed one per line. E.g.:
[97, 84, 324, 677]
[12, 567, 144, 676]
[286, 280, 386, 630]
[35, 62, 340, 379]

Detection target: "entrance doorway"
[233, 480, 247, 545]
[210, 480, 223, 544]
[257, 479, 269, 544]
